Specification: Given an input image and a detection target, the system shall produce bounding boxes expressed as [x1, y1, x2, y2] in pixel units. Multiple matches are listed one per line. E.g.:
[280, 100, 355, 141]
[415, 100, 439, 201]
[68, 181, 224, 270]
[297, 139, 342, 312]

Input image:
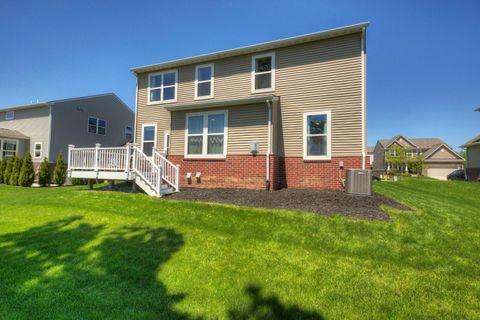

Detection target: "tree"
[38, 158, 51, 187]
[385, 145, 407, 174]
[53, 153, 67, 186]
[458, 150, 467, 168]
[407, 155, 424, 175]
[19, 153, 35, 187]
[9, 156, 22, 186]
[3, 157, 14, 185]
[0, 158, 6, 184]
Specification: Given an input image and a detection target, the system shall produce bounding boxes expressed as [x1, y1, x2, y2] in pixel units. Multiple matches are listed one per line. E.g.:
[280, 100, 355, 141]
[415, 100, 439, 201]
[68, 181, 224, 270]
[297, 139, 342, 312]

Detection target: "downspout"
[266, 99, 272, 191]
[47, 104, 53, 162]
[361, 26, 367, 170]
[133, 74, 139, 144]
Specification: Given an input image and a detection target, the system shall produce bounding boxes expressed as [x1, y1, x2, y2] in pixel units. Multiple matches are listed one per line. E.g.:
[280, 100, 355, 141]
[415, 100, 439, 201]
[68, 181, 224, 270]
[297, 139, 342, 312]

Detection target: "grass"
[0, 178, 478, 319]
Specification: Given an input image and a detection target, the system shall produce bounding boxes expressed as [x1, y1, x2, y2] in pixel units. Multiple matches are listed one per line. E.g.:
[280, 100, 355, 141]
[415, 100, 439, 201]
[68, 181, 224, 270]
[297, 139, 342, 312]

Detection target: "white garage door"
[426, 168, 456, 180]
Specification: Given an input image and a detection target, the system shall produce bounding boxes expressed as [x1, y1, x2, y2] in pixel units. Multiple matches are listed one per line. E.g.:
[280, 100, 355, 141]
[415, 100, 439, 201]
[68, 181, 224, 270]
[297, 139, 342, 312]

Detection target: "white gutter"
[266, 99, 272, 190]
[47, 104, 53, 161]
[361, 26, 367, 170]
[133, 76, 139, 144]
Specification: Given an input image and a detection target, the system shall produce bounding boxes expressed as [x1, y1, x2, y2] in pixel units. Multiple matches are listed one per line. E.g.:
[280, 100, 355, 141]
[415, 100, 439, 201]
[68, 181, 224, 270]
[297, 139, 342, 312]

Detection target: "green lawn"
[0, 179, 478, 319]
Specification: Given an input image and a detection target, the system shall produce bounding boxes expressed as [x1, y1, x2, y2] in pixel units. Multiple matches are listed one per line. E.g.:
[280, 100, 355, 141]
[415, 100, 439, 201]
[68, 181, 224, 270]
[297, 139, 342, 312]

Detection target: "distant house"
[0, 93, 134, 168]
[372, 134, 464, 180]
[367, 146, 375, 167]
[460, 135, 480, 181]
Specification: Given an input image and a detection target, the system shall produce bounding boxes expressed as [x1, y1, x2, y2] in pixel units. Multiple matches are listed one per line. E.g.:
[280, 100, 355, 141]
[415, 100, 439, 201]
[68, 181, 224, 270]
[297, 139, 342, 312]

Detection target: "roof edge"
[131, 22, 369, 74]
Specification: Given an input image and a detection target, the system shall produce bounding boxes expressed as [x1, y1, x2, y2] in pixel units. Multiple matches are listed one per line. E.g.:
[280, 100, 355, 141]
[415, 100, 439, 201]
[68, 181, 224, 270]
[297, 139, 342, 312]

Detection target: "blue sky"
[0, 0, 478, 149]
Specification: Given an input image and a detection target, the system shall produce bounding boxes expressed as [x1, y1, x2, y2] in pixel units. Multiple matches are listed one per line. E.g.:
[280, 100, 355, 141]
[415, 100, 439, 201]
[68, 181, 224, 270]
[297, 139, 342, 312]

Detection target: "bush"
[3, 157, 14, 185]
[70, 178, 88, 185]
[53, 153, 67, 186]
[9, 156, 21, 186]
[19, 153, 35, 187]
[0, 158, 6, 184]
[38, 158, 51, 187]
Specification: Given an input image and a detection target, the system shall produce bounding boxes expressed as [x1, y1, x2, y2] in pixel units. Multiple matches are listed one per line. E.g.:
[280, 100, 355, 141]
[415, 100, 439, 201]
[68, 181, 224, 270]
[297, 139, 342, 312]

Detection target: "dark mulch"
[166, 188, 411, 221]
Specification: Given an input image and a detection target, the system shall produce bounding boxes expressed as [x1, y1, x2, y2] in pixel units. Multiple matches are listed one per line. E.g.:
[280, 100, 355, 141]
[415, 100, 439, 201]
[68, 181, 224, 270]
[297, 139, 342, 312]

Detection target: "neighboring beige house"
[372, 134, 464, 180]
[460, 135, 480, 181]
[0, 94, 134, 168]
[130, 23, 369, 190]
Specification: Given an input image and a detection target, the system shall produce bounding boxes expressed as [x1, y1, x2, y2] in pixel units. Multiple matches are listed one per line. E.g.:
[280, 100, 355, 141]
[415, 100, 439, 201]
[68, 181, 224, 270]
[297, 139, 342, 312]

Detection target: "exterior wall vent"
[345, 169, 372, 196]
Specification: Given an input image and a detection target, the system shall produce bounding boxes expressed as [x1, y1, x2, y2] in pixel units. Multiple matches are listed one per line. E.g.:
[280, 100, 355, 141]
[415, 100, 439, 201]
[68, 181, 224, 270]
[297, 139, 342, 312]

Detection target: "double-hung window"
[34, 142, 42, 159]
[303, 111, 331, 160]
[125, 126, 133, 141]
[88, 116, 107, 135]
[252, 52, 275, 93]
[1, 139, 17, 159]
[195, 64, 214, 99]
[186, 111, 227, 158]
[148, 70, 177, 104]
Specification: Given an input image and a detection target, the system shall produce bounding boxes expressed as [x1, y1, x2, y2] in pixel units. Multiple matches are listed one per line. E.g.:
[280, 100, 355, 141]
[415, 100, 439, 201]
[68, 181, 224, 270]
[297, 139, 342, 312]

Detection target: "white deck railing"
[67, 143, 180, 195]
[152, 149, 180, 192]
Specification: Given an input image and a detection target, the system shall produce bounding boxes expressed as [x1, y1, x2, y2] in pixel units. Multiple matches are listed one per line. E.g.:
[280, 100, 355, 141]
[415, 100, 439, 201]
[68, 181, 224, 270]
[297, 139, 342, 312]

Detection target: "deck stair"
[67, 143, 179, 197]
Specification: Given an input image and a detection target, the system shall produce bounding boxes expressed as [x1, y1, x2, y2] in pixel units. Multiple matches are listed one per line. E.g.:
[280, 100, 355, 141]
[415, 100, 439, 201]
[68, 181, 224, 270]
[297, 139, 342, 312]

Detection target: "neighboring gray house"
[0, 93, 134, 167]
[460, 135, 480, 181]
[372, 134, 464, 180]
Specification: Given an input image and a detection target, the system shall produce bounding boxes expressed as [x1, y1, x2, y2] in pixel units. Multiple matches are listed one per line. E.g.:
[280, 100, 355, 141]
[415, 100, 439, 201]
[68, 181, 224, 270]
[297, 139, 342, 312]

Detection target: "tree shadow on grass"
[0, 216, 187, 319]
[229, 285, 324, 320]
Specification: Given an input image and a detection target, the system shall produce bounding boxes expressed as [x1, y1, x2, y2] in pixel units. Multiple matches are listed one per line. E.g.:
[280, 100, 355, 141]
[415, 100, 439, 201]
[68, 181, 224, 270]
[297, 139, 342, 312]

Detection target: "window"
[303, 111, 331, 160]
[88, 116, 107, 135]
[195, 64, 214, 99]
[252, 52, 275, 93]
[148, 70, 177, 104]
[142, 124, 157, 156]
[34, 142, 42, 159]
[5, 111, 14, 120]
[1, 139, 17, 159]
[388, 149, 397, 157]
[125, 126, 133, 141]
[185, 111, 227, 158]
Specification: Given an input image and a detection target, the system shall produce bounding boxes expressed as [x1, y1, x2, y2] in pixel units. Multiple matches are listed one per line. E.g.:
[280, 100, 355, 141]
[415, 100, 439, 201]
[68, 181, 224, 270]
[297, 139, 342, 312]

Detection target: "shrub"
[19, 153, 35, 187]
[38, 158, 51, 187]
[3, 157, 14, 185]
[70, 178, 88, 185]
[53, 153, 67, 186]
[9, 156, 22, 186]
[0, 158, 6, 184]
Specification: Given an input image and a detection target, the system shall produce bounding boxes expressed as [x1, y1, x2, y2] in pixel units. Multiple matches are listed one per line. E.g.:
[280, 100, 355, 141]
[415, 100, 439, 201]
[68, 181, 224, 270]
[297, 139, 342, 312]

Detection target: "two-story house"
[0, 93, 134, 169]
[461, 135, 480, 181]
[372, 134, 464, 180]
[131, 23, 369, 190]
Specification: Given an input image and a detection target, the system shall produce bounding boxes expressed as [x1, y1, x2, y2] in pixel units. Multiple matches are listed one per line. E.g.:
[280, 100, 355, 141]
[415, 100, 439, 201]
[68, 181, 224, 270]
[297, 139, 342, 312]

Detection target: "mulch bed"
[166, 188, 410, 221]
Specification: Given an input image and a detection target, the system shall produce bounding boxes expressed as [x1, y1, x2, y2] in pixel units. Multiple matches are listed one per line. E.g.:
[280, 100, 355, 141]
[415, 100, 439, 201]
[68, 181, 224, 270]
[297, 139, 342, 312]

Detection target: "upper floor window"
[186, 110, 227, 158]
[252, 52, 275, 93]
[125, 126, 133, 141]
[195, 63, 214, 99]
[88, 116, 107, 135]
[5, 111, 14, 120]
[303, 111, 331, 160]
[148, 70, 177, 104]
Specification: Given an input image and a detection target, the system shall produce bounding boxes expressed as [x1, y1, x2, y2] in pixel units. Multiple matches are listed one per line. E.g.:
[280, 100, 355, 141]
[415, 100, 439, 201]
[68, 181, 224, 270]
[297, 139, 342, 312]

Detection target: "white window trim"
[251, 52, 275, 94]
[5, 111, 14, 120]
[163, 130, 170, 154]
[141, 123, 157, 154]
[303, 111, 331, 160]
[33, 142, 42, 159]
[147, 69, 178, 105]
[0, 138, 19, 160]
[194, 63, 214, 100]
[125, 125, 133, 141]
[184, 110, 228, 159]
[88, 116, 107, 135]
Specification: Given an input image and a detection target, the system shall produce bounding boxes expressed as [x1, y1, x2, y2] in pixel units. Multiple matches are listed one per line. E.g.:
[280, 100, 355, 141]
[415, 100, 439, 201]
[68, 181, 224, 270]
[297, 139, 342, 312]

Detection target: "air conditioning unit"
[345, 169, 372, 196]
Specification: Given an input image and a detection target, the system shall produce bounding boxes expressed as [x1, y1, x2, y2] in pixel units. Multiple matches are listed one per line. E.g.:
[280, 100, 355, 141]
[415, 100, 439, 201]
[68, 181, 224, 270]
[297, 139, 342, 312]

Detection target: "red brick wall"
[168, 155, 367, 191]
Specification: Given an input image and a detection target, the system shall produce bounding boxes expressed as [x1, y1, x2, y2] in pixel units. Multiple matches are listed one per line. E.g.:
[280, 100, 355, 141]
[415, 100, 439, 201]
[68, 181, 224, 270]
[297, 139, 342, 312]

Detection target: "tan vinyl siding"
[136, 32, 363, 157]
[427, 147, 462, 161]
[170, 103, 268, 155]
